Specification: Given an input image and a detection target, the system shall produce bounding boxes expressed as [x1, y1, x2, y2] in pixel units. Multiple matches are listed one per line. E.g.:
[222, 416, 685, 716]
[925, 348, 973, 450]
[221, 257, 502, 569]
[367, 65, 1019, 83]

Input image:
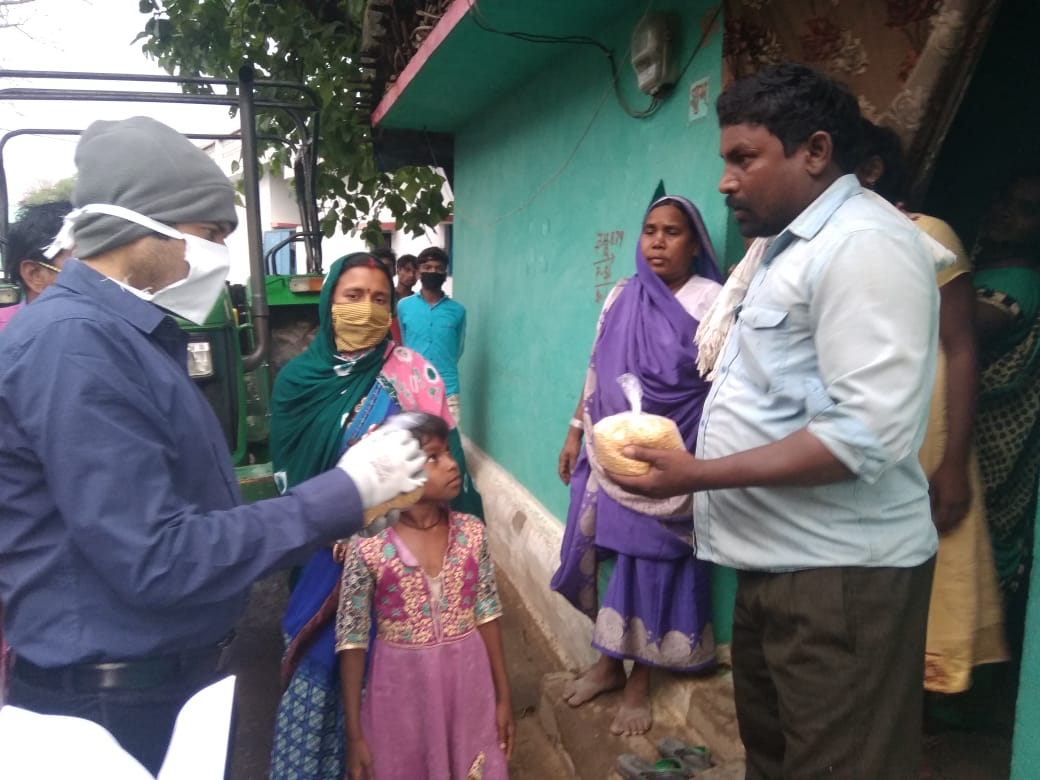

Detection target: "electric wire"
[467, 0, 660, 120]
[676, 4, 723, 86]
[453, 0, 723, 228]
[451, 0, 656, 228]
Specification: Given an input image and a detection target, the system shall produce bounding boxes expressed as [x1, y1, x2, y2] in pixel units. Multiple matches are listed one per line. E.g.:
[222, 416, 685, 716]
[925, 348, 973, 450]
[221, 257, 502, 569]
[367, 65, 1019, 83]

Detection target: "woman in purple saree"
[552, 195, 722, 736]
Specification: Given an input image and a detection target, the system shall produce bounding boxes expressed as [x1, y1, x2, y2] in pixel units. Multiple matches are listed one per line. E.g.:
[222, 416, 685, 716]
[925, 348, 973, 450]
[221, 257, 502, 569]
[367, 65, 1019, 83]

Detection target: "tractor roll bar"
[0, 66, 324, 371]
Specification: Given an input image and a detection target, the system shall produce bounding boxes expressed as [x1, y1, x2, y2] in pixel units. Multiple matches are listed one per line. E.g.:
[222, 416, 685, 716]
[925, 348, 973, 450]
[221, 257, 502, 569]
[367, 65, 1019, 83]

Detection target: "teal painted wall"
[452, 1, 738, 641]
[1011, 489, 1040, 779]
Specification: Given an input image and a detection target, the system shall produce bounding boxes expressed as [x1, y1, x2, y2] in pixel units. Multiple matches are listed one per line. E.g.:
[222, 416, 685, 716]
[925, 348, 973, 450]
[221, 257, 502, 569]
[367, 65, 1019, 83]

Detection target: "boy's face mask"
[331, 301, 391, 352]
[46, 203, 231, 325]
[420, 271, 447, 291]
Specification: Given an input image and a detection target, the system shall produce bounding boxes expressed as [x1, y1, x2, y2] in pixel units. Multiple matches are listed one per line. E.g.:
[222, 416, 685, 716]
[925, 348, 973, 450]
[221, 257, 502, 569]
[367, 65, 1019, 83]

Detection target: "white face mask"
[46, 203, 231, 325]
[146, 233, 231, 325]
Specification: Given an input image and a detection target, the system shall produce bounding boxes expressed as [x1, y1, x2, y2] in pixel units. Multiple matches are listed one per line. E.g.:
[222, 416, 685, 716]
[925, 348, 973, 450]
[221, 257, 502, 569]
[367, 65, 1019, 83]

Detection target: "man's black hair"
[417, 246, 450, 267]
[371, 247, 396, 263]
[7, 201, 74, 286]
[716, 63, 862, 172]
[855, 119, 907, 204]
[396, 253, 418, 272]
[998, 166, 1040, 195]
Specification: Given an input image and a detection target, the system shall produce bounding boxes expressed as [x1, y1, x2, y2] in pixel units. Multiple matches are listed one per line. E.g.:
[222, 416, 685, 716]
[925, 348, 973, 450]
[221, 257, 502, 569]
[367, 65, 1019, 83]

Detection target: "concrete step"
[497, 562, 746, 779]
[653, 663, 745, 765]
[538, 670, 746, 779]
[497, 576, 582, 779]
[539, 670, 666, 779]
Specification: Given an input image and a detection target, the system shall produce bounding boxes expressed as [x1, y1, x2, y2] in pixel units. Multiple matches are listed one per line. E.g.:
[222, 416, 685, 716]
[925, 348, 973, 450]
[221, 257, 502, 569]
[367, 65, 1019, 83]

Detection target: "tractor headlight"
[187, 340, 215, 379]
[0, 285, 20, 306]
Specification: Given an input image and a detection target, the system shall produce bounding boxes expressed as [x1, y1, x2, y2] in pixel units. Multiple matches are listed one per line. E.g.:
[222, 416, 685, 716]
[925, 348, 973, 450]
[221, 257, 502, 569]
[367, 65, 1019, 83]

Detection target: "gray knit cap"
[72, 116, 238, 258]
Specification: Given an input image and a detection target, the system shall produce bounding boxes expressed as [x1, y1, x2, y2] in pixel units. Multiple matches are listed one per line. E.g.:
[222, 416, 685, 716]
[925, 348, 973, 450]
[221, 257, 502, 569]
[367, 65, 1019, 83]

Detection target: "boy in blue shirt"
[397, 246, 466, 425]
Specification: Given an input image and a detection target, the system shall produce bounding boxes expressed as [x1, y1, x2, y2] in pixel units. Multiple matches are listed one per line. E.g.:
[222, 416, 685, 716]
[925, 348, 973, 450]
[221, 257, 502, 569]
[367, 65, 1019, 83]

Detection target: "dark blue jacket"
[0, 259, 361, 666]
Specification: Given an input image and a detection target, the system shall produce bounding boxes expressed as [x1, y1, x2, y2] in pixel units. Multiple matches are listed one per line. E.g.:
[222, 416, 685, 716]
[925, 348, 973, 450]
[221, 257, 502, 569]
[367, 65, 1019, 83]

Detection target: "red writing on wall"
[689, 80, 710, 118]
[593, 230, 624, 302]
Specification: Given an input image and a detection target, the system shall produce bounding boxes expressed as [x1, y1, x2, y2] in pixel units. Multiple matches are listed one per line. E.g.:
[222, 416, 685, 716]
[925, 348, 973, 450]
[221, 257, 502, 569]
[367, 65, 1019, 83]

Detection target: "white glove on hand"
[336, 427, 427, 511]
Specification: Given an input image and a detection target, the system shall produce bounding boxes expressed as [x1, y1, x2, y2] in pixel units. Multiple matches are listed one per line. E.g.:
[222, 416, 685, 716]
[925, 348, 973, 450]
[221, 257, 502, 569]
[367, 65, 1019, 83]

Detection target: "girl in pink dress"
[336, 414, 514, 780]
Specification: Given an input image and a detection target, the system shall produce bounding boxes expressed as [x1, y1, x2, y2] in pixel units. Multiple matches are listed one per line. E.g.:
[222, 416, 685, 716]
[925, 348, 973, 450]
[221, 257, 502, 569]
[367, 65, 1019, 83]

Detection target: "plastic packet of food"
[355, 412, 432, 537]
[592, 373, 684, 476]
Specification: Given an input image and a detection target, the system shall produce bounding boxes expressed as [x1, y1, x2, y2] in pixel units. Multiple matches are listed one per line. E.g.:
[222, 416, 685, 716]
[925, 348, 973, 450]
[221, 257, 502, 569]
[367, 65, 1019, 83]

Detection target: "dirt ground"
[224, 571, 1015, 780]
[224, 569, 571, 779]
[224, 572, 288, 780]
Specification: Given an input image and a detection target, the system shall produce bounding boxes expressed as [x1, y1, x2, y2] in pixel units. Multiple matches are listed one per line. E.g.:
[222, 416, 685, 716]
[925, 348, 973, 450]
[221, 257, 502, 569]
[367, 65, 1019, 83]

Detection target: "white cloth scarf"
[694, 236, 770, 381]
[693, 189, 953, 382]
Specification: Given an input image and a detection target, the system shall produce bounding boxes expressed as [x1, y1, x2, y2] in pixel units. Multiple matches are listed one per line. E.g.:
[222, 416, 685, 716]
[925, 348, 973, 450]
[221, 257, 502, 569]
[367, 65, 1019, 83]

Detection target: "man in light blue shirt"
[613, 65, 940, 779]
[397, 246, 466, 424]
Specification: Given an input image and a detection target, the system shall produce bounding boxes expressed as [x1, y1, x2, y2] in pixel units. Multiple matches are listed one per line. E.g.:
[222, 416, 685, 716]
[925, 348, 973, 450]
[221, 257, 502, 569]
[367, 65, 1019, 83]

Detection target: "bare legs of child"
[562, 654, 653, 735]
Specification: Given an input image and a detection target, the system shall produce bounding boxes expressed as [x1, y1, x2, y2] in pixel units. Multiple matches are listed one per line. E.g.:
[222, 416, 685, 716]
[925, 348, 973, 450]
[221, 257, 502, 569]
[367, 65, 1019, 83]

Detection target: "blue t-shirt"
[397, 293, 466, 396]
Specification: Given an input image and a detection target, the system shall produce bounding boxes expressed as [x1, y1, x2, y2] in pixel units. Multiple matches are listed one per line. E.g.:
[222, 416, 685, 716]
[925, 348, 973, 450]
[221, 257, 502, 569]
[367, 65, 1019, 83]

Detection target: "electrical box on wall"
[630, 13, 679, 96]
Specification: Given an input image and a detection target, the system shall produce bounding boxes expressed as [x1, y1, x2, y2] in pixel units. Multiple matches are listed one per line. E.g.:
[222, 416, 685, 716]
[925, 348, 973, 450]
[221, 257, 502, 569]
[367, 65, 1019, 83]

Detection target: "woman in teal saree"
[268, 252, 481, 779]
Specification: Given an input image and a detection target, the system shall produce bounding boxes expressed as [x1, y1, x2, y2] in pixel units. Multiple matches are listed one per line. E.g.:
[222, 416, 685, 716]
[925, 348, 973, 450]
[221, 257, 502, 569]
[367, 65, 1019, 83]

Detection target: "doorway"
[921, 0, 1040, 776]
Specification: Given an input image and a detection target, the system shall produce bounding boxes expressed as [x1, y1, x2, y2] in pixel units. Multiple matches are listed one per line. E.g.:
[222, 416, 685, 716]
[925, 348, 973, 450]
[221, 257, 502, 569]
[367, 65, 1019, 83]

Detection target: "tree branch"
[0, 0, 38, 30]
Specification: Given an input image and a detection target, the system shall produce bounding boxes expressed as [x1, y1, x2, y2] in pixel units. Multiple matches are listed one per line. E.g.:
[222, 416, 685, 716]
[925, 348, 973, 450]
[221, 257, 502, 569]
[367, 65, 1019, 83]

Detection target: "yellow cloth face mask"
[331, 302, 391, 352]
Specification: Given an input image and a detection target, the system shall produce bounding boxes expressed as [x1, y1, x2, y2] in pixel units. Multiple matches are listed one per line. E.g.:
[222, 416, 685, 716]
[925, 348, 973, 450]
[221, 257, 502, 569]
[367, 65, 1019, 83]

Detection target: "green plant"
[19, 175, 76, 207]
[137, 0, 451, 247]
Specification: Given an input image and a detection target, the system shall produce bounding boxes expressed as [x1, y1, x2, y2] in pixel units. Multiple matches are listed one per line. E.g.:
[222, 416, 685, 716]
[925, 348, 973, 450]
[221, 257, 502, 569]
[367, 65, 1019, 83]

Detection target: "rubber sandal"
[656, 736, 713, 773]
[616, 752, 695, 779]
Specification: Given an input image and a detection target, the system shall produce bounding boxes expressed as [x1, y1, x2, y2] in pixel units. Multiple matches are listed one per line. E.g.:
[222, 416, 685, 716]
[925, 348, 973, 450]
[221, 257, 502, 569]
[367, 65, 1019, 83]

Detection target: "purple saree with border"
[550, 196, 722, 671]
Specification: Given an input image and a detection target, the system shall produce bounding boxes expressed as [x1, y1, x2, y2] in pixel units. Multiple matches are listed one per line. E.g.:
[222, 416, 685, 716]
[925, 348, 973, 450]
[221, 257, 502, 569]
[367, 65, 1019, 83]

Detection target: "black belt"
[11, 634, 234, 692]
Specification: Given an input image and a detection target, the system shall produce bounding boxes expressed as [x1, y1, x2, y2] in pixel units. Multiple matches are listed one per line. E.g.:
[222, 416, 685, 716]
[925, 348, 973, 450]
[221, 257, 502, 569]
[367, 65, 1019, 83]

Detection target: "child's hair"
[380, 411, 450, 448]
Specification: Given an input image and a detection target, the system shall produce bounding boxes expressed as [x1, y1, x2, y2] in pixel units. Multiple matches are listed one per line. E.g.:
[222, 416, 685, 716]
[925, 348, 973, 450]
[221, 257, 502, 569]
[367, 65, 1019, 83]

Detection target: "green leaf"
[134, 0, 449, 253]
[320, 209, 339, 238]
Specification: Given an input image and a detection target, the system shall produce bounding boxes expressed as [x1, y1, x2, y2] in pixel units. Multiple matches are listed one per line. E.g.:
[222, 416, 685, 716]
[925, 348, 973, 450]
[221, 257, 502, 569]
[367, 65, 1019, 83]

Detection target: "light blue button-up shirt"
[694, 175, 941, 571]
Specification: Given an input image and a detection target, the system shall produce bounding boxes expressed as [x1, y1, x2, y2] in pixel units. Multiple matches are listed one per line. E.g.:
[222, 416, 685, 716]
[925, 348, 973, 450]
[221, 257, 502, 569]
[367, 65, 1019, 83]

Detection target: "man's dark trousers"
[733, 560, 935, 779]
[9, 648, 226, 774]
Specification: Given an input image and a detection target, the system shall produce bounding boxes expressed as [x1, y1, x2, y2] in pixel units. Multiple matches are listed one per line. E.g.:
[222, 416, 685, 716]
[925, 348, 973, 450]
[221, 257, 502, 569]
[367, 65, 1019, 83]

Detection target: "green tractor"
[0, 67, 329, 500]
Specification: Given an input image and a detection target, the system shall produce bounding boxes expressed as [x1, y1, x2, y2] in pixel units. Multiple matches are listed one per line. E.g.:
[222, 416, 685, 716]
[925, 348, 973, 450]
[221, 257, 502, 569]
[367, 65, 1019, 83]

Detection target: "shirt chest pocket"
[433, 319, 459, 335]
[735, 305, 790, 392]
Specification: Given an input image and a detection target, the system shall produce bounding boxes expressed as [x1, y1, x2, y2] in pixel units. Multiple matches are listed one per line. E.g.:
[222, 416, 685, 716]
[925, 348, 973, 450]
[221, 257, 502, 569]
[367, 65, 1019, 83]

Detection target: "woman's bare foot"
[610, 662, 652, 736]
[562, 655, 626, 707]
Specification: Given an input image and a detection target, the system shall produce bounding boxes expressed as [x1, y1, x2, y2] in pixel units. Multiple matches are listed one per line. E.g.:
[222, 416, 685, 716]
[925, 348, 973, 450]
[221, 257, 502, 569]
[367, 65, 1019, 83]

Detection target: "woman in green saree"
[268, 252, 482, 779]
[973, 170, 1040, 655]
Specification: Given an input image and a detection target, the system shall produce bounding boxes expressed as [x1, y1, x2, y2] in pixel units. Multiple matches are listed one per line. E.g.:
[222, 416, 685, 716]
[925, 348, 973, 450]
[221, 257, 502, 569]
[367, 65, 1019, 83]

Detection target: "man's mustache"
[725, 197, 748, 211]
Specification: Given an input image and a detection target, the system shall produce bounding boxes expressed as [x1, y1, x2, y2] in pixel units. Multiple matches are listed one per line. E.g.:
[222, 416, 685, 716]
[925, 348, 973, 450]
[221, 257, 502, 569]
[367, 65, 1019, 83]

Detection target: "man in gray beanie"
[71, 116, 240, 259]
[0, 117, 427, 772]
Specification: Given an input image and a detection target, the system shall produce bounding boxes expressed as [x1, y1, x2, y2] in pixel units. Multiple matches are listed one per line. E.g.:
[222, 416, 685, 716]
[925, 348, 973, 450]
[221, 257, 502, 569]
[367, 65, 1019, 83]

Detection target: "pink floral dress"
[335, 512, 506, 779]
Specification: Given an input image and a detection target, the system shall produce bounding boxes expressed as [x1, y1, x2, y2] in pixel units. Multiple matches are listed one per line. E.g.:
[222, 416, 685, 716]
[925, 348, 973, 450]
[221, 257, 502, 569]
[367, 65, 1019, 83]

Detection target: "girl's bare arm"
[339, 649, 374, 779]
[339, 649, 366, 742]
[478, 619, 515, 759]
